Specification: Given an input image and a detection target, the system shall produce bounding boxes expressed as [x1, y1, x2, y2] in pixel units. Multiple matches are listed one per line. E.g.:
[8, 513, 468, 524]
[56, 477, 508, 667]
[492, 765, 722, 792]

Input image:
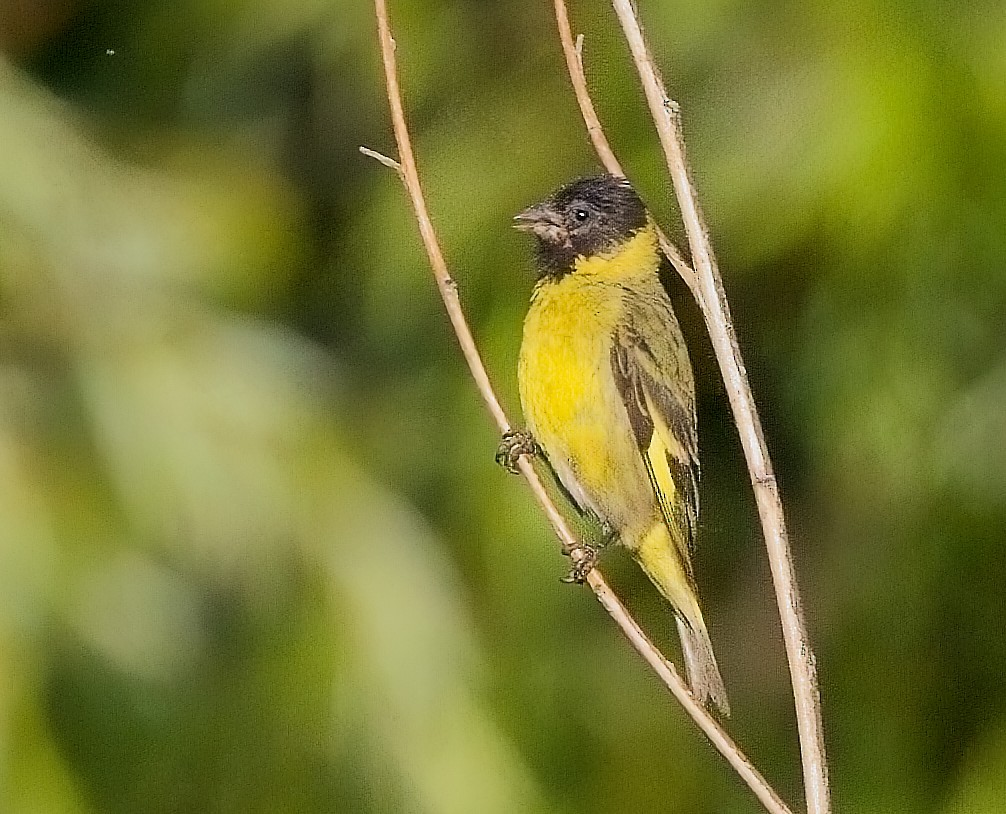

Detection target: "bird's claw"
[496, 429, 540, 474]
[599, 522, 618, 549]
[560, 544, 598, 584]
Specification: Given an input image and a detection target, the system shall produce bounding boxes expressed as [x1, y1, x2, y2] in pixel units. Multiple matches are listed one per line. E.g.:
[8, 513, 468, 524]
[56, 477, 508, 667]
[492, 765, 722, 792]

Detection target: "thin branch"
[553, 19, 829, 802]
[369, 2, 793, 813]
[359, 145, 402, 174]
[588, 573, 793, 814]
[368, 0, 572, 551]
[555, 5, 622, 174]
[605, 1, 832, 812]
[553, 0, 696, 292]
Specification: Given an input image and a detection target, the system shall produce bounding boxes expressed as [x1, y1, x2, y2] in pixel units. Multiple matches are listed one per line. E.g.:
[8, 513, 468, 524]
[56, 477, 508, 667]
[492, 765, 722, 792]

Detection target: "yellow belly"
[518, 273, 653, 531]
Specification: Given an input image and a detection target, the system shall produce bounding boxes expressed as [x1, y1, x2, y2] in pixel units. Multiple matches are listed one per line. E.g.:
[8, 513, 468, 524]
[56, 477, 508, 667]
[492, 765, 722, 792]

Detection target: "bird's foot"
[495, 429, 540, 474]
[599, 522, 619, 549]
[560, 544, 598, 584]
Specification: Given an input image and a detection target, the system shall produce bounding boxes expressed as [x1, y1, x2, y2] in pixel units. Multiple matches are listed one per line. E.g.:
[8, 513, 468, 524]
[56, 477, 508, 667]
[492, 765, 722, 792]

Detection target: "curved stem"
[368, 2, 793, 813]
[606, 2, 831, 811]
[553, 0, 695, 292]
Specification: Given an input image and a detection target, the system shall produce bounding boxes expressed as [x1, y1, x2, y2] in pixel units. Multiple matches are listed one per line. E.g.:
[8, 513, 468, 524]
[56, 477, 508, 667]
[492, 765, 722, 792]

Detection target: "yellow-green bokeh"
[1, 1, 1005, 812]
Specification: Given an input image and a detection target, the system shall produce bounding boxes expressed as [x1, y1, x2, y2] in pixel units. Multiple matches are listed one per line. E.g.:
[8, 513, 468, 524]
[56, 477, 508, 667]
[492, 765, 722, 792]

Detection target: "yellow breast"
[517, 224, 660, 430]
[519, 274, 616, 425]
[517, 225, 661, 515]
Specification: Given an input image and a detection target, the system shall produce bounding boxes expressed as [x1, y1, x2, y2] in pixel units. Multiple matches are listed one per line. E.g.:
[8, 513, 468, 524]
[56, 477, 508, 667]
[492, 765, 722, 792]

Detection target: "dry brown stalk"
[365, 2, 796, 813]
[550, 1, 831, 812]
[552, 0, 695, 289]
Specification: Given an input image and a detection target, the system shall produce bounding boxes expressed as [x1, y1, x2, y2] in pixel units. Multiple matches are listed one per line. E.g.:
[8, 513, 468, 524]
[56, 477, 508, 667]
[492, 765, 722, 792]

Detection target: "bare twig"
[359, 145, 403, 174]
[553, 4, 826, 812]
[552, 0, 695, 291]
[555, 6, 621, 174]
[368, 2, 793, 813]
[369, 0, 571, 551]
[602, 1, 832, 812]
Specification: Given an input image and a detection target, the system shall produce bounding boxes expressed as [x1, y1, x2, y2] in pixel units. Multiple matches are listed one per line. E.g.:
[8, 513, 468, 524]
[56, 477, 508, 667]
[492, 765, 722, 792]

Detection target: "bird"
[498, 173, 728, 714]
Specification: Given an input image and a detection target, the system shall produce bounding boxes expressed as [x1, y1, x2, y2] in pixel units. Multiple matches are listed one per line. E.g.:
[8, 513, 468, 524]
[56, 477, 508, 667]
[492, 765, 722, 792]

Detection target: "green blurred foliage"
[0, 0, 1004, 812]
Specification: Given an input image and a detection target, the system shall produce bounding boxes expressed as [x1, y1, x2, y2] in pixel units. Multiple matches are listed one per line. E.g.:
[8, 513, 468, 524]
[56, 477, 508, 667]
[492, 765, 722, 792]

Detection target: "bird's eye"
[573, 208, 591, 222]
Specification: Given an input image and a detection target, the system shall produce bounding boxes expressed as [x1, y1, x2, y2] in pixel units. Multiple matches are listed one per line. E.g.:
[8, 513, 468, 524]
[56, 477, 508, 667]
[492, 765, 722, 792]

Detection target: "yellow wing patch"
[612, 327, 699, 556]
[640, 389, 696, 574]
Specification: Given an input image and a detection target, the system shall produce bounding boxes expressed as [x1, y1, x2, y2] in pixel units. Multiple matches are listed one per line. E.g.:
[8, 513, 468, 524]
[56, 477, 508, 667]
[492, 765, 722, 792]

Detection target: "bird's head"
[513, 174, 648, 276]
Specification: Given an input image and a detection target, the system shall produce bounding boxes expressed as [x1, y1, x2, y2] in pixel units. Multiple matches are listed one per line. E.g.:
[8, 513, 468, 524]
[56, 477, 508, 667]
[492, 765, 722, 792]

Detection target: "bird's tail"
[632, 521, 730, 716]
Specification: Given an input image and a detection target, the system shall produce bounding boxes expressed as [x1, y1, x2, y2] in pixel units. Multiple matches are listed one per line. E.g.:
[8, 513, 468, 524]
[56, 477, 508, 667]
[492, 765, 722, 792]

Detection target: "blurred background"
[1, 0, 1005, 812]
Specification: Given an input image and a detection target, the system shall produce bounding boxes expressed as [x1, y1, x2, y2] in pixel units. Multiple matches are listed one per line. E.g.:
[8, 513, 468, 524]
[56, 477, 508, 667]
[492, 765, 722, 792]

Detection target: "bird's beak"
[513, 203, 564, 240]
[513, 203, 561, 231]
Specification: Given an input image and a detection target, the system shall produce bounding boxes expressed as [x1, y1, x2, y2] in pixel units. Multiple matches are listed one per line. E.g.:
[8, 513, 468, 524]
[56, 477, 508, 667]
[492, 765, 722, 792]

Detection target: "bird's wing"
[611, 315, 699, 561]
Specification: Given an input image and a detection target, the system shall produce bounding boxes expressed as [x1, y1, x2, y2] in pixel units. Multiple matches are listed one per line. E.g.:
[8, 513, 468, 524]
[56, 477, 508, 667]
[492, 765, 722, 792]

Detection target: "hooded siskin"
[513, 174, 728, 714]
